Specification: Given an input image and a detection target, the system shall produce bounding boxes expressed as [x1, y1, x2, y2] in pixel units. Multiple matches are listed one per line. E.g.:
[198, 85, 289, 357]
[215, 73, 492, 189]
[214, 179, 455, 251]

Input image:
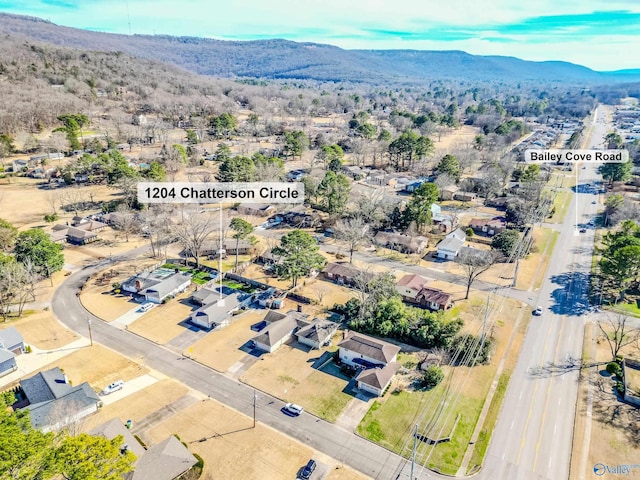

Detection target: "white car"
[139, 303, 154, 312]
[101, 380, 125, 395]
[533, 307, 543, 316]
[283, 403, 304, 416]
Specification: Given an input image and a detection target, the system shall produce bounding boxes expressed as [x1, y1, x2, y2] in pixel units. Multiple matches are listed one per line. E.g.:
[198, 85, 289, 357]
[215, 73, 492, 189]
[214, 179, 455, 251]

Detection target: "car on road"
[101, 380, 125, 395]
[532, 306, 543, 316]
[579, 228, 587, 233]
[591, 200, 597, 204]
[300, 459, 316, 479]
[282, 403, 304, 416]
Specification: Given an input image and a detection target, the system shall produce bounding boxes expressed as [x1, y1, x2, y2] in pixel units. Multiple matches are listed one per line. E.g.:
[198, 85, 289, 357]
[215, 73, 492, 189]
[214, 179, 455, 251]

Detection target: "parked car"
[139, 303, 154, 312]
[579, 228, 587, 233]
[101, 380, 125, 395]
[300, 459, 316, 479]
[283, 403, 304, 416]
[533, 306, 543, 316]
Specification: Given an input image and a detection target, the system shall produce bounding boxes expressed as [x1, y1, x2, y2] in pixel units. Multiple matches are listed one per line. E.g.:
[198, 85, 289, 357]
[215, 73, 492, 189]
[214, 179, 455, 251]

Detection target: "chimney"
[297, 305, 302, 313]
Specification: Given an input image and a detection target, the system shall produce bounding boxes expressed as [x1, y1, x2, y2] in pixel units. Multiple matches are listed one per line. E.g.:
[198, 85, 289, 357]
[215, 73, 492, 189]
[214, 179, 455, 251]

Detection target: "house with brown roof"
[396, 274, 430, 302]
[415, 287, 454, 311]
[468, 217, 507, 236]
[338, 332, 401, 396]
[374, 231, 429, 254]
[323, 262, 365, 287]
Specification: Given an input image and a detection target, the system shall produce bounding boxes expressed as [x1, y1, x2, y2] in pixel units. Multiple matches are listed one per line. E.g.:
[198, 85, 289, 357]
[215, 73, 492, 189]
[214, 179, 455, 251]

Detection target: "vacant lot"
[144, 399, 360, 480]
[83, 379, 190, 431]
[0, 310, 78, 350]
[128, 293, 194, 344]
[296, 278, 357, 309]
[189, 310, 265, 372]
[240, 344, 353, 422]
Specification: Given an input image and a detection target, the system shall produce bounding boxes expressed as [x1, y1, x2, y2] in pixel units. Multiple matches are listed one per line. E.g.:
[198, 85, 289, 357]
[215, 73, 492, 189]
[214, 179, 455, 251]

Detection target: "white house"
[190, 287, 253, 329]
[122, 267, 192, 304]
[436, 228, 467, 260]
[338, 332, 401, 396]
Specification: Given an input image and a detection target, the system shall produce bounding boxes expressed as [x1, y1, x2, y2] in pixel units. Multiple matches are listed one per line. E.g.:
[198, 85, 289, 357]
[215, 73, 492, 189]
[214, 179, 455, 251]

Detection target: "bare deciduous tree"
[334, 217, 371, 263]
[456, 249, 500, 300]
[597, 314, 640, 360]
[112, 206, 138, 242]
[172, 209, 216, 268]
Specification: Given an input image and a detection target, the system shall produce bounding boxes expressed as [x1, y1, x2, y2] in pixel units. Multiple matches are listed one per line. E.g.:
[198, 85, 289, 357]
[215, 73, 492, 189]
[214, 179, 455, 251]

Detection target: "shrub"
[24, 345, 32, 353]
[606, 361, 622, 377]
[465, 227, 474, 237]
[422, 366, 444, 389]
[615, 381, 625, 395]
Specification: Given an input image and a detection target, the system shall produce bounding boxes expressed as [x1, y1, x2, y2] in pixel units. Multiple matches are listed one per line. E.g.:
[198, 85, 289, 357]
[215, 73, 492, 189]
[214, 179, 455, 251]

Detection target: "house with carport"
[338, 332, 401, 396]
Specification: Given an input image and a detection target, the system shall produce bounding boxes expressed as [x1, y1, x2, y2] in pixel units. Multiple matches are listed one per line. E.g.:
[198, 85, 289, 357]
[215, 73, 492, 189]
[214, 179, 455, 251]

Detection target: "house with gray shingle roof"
[295, 319, 340, 349]
[18, 367, 101, 432]
[190, 286, 253, 329]
[127, 435, 198, 480]
[251, 310, 311, 353]
[91, 419, 197, 480]
[338, 332, 401, 397]
[122, 268, 192, 304]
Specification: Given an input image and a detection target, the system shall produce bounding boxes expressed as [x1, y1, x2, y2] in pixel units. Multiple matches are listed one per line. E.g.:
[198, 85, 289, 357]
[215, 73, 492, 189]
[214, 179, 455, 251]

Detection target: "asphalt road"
[51, 108, 609, 480]
[474, 106, 607, 480]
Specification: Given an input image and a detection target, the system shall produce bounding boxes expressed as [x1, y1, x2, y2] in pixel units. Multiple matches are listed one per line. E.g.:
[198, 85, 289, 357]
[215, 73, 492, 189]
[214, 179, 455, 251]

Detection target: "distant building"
[323, 262, 366, 287]
[374, 231, 429, 254]
[237, 203, 274, 217]
[468, 217, 507, 236]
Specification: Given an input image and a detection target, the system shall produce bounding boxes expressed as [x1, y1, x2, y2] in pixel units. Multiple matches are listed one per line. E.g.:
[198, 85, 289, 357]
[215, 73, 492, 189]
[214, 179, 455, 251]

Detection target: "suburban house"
[255, 249, 282, 266]
[198, 239, 254, 257]
[396, 274, 431, 302]
[396, 274, 453, 311]
[469, 217, 507, 236]
[16, 367, 101, 432]
[338, 332, 401, 397]
[415, 287, 454, 311]
[190, 286, 253, 329]
[436, 228, 467, 260]
[453, 191, 477, 202]
[440, 184, 459, 201]
[91, 418, 198, 480]
[0, 327, 25, 377]
[251, 310, 311, 353]
[485, 197, 510, 209]
[237, 203, 274, 217]
[343, 165, 366, 180]
[374, 231, 429, 254]
[295, 319, 340, 349]
[323, 262, 365, 287]
[122, 267, 192, 304]
[270, 208, 319, 228]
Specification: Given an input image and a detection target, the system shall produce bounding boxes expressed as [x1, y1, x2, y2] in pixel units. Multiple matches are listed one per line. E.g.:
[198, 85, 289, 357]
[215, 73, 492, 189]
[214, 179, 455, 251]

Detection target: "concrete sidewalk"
[0, 337, 91, 388]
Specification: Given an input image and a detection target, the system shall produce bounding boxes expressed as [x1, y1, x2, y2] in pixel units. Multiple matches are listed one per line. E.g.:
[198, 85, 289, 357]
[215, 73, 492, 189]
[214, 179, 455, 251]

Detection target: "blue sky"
[1, 0, 639, 70]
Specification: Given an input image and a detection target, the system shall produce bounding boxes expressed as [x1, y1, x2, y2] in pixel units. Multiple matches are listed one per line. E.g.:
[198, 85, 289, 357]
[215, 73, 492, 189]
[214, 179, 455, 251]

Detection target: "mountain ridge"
[0, 12, 638, 85]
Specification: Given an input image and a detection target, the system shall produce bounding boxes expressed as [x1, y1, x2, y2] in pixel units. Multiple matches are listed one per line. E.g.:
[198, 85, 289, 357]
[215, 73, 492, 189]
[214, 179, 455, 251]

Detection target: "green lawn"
[547, 190, 573, 223]
[466, 372, 511, 474]
[357, 367, 491, 475]
[610, 302, 640, 318]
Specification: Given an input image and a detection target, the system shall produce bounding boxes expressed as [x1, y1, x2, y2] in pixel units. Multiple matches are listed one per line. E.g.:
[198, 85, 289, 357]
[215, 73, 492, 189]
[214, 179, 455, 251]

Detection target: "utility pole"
[480, 296, 490, 344]
[87, 317, 93, 346]
[253, 390, 257, 428]
[410, 424, 418, 480]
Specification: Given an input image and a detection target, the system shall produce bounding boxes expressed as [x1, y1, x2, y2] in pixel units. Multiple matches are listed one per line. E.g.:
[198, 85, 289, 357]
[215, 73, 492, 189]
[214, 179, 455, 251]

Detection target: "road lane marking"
[532, 319, 566, 472]
[517, 312, 557, 464]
